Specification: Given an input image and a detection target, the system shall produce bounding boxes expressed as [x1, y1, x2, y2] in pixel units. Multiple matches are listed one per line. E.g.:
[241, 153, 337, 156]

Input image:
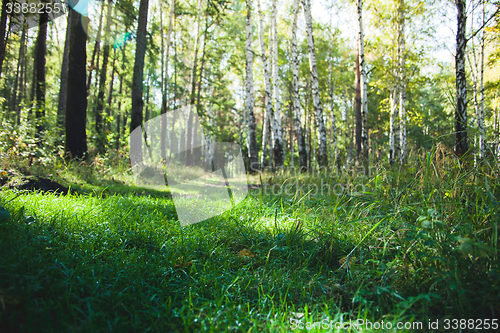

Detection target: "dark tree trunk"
[355, 40, 362, 163]
[57, 13, 71, 132]
[95, 0, 113, 154]
[455, 0, 468, 157]
[35, 10, 49, 140]
[65, 9, 89, 159]
[130, 0, 149, 163]
[11, 22, 26, 122]
[0, 0, 9, 80]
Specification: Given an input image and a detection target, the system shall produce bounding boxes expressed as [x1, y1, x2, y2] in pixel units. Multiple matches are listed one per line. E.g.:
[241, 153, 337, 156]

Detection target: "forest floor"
[0, 151, 499, 332]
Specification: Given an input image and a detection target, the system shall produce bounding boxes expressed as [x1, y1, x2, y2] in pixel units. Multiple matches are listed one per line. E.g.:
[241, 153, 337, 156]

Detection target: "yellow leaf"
[174, 256, 193, 268]
[338, 256, 356, 270]
[238, 248, 254, 259]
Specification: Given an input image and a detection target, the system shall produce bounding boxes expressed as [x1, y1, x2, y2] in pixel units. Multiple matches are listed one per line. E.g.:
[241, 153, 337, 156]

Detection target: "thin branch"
[466, 7, 499, 42]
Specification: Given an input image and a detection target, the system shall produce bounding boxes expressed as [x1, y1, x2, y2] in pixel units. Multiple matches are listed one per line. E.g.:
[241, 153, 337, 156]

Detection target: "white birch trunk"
[292, 0, 307, 172]
[303, 0, 328, 168]
[389, 88, 396, 165]
[357, 0, 369, 172]
[398, 0, 406, 165]
[245, 0, 259, 172]
[271, 0, 283, 169]
[328, 53, 338, 168]
[257, 0, 274, 170]
[479, 0, 485, 160]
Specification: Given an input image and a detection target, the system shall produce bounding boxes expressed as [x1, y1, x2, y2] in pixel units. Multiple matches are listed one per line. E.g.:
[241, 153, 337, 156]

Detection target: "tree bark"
[0, 0, 9, 80]
[245, 0, 258, 173]
[185, 0, 203, 166]
[455, 0, 468, 157]
[57, 12, 71, 132]
[257, 0, 274, 170]
[328, 49, 338, 169]
[65, 9, 89, 159]
[303, 0, 328, 168]
[291, 0, 307, 172]
[357, 0, 369, 173]
[11, 22, 26, 124]
[35, 9, 49, 140]
[355, 39, 362, 164]
[389, 88, 396, 165]
[160, 0, 175, 162]
[87, 2, 105, 92]
[130, 0, 149, 164]
[478, 0, 485, 160]
[95, 0, 113, 154]
[271, 0, 283, 169]
[398, 0, 406, 165]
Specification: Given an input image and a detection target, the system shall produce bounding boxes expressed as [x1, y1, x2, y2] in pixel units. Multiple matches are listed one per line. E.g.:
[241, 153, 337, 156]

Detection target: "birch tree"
[130, 0, 150, 163]
[328, 48, 338, 168]
[455, 0, 468, 157]
[292, 0, 307, 172]
[356, 0, 369, 172]
[303, 0, 328, 168]
[246, 0, 259, 173]
[389, 89, 397, 164]
[257, 0, 274, 170]
[160, 0, 175, 162]
[397, 0, 406, 165]
[271, 0, 283, 169]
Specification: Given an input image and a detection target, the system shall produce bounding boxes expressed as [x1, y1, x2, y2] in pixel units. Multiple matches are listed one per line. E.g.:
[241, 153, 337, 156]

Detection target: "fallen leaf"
[338, 256, 356, 270]
[238, 248, 254, 259]
[174, 256, 193, 268]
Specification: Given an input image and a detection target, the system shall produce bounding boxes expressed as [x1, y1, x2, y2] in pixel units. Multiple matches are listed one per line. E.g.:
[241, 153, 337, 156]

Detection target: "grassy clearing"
[1, 149, 499, 332]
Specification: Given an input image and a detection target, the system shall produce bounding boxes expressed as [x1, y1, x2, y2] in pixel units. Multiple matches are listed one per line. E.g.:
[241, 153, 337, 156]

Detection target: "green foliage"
[0, 148, 499, 331]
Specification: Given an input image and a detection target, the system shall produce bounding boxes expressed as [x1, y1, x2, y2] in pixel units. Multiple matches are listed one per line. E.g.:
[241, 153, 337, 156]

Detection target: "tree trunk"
[160, 0, 175, 162]
[95, 0, 113, 154]
[355, 39, 362, 164]
[328, 50, 338, 169]
[478, 0, 485, 160]
[0, 0, 9, 80]
[35, 9, 49, 140]
[398, 0, 406, 165]
[257, 0, 274, 170]
[245, 0, 259, 173]
[455, 0, 468, 157]
[357, 0, 369, 173]
[292, 0, 307, 172]
[107, 47, 116, 120]
[271, 0, 283, 169]
[87, 2, 105, 92]
[65, 9, 89, 159]
[185, 0, 203, 167]
[57, 13, 71, 132]
[11, 22, 26, 123]
[303, 0, 328, 168]
[389, 88, 396, 165]
[130, 0, 149, 164]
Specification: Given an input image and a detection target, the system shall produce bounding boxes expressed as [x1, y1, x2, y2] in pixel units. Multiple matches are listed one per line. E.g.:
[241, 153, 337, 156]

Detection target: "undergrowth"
[0, 144, 499, 332]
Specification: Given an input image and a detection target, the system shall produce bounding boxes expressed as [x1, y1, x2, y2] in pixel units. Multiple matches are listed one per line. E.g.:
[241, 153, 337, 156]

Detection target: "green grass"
[1, 149, 499, 332]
